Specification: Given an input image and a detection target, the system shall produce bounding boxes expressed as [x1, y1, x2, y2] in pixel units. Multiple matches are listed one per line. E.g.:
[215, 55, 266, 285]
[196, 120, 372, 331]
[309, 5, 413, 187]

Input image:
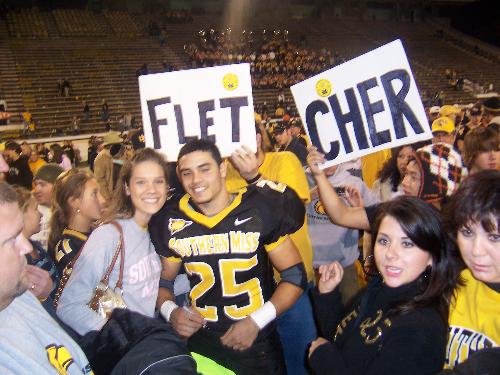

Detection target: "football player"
[149, 139, 307, 375]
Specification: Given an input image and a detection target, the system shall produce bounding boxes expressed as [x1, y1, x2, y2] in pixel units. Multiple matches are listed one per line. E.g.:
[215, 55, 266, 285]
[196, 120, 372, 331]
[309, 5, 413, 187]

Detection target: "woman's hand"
[309, 337, 329, 358]
[307, 146, 326, 177]
[345, 185, 364, 207]
[318, 261, 344, 294]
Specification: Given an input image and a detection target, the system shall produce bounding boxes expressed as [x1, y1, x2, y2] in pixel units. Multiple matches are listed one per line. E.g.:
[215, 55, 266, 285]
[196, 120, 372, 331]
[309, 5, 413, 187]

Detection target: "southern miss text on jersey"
[150, 180, 305, 332]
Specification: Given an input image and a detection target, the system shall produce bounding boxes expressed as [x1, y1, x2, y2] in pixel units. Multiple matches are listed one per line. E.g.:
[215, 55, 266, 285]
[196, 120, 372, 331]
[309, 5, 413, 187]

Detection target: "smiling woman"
[56, 148, 169, 336]
[308, 196, 459, 375]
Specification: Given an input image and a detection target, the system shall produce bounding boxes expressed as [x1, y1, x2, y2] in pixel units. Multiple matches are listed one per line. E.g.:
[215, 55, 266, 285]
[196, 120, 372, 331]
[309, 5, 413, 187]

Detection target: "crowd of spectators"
[0, 93, 499, 373]
[444, 68, 496, 95]
[185, 28, 340, 89]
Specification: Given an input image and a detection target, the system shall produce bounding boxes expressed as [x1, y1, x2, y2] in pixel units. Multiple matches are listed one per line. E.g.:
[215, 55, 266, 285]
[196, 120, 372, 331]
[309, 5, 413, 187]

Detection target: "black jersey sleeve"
[252, 180, 305, 249]
[148, 195, 182, 259]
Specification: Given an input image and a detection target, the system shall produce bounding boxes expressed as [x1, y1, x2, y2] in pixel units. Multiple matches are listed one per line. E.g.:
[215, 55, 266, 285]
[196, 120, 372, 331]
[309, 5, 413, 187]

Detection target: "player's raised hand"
[170, 306, 205, 338]
[229, 145, 260, 182]
[317, 261, 344, 294]
[220, 316, 259, 351]
[307, 146, 326, 177]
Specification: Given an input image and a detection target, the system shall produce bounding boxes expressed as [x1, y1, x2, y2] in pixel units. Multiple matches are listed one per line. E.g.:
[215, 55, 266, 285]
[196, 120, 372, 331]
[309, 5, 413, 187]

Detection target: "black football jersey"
[149, 180, 305, 332]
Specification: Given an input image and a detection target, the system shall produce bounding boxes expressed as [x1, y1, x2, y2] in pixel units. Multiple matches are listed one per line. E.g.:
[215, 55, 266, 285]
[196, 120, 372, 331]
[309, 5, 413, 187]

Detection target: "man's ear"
[219, 159, 227, 179]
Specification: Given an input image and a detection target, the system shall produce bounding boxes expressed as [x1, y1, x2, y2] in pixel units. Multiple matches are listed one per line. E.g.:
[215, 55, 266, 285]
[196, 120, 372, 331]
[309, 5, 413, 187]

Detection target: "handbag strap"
[53, 238, 87, 308]
[53, 221, 125, 308]
[102, 220, 125, 290]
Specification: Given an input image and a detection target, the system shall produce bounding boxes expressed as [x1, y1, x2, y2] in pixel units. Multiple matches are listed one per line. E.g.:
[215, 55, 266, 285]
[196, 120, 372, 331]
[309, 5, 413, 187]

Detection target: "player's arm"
[266, 236, 305, 314]
[221, 237, 305, 351]
[156, 257, 181, 310]
[308, 147, 370, 231]
[157, 257, 205, 338]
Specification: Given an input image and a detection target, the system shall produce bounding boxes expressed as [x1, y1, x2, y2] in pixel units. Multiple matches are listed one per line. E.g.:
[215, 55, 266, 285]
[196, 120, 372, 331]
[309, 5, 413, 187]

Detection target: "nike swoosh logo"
[234, 217, 252, 226]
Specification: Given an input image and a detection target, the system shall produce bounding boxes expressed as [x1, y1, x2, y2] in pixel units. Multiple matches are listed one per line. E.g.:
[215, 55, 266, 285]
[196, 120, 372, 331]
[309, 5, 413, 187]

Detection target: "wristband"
[245, 173, 261, 184]
[249, 301, 276, 329]
[160, 300, 179, 322]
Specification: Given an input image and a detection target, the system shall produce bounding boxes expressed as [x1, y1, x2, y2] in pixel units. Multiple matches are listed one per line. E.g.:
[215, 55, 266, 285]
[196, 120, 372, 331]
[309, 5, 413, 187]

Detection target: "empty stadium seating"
[0, 9, 498, 140]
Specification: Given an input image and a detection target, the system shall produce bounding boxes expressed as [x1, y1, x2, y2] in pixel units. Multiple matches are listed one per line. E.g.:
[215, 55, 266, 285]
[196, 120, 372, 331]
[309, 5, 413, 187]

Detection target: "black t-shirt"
[6, 155, 33, 189]
[364, 203, 381, 229]
[281, 137, 308, 166]
[149, 181, 305, 332]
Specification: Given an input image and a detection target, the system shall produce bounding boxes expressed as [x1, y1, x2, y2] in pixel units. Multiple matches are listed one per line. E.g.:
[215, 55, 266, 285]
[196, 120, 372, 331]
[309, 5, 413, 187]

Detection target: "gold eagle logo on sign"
[168, 218, 193, 235]
[314, 200, 327, 215]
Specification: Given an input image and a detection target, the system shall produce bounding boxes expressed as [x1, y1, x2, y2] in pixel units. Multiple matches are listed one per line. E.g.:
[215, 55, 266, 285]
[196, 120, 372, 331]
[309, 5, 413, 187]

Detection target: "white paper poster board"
[291, 39, 432, 168]
[139, 63, 256, 161]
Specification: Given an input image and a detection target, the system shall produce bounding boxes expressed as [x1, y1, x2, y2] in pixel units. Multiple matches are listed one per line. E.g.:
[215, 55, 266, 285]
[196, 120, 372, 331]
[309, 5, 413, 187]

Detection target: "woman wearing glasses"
[308, 197, 458, 375]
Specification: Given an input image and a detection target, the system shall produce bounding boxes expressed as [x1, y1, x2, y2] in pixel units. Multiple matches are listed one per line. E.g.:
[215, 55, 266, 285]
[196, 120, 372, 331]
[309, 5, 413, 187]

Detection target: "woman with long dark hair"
[49, 143, 72, 171]
[372, 145, 414, 202]
[443, 170, 500, 370]
[308, 196, 458, 375]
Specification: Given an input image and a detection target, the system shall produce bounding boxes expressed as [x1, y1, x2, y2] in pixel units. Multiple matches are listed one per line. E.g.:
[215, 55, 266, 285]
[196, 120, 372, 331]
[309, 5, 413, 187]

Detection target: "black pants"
[188, 325, 285, 375]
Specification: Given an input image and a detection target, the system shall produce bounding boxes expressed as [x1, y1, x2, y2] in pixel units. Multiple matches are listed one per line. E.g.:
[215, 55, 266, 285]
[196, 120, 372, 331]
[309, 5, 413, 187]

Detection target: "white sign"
[139, 64, 256, 161]
[291, 39, 432, 168]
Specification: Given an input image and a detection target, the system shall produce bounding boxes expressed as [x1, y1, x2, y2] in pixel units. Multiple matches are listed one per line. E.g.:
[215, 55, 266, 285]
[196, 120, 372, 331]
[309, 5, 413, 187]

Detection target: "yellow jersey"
[445, 269, 500, 368]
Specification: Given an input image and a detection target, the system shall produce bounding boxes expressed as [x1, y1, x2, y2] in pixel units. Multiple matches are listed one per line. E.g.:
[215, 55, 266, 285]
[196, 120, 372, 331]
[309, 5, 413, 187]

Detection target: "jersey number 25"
[184, 255, 264, 321]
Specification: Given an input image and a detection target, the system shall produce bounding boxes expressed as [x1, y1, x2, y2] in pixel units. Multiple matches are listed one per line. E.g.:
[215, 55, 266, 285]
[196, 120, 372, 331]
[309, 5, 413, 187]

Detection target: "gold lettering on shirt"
[169, 231, 260, 257]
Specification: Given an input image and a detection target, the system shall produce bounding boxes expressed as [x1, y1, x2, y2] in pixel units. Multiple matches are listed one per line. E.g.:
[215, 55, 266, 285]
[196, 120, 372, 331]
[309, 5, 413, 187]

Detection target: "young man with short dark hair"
[149, 139, 307, 375]
[273, 123, 308, 166]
